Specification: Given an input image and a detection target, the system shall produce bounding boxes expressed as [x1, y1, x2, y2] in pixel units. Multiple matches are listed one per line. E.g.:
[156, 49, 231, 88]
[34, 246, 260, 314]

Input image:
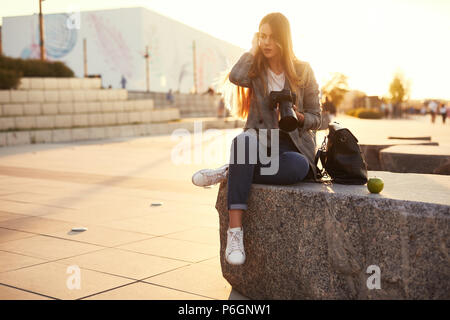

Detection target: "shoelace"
[203, 167, 228, 183]
[229, 231, 243, 253]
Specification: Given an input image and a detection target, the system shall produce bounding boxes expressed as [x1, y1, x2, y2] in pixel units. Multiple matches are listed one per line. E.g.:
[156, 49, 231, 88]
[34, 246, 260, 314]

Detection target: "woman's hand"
[250, 32, 259, 56]
[293, 104, 305, 125]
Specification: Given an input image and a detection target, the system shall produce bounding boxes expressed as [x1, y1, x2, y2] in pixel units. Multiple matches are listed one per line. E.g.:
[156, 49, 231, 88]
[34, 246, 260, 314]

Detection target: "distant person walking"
[428, 100, 438, 124]
[328, 99, 336, 117]
[217, 97, 225, 118]
[166, 89, 175, 105]
[386, 102, 392, 119]
[321, 96, 333, 127]
[380, 102, 386, 118]
[120, 75, 127, 89]
[205, 87, 215, 96]
[439, 102, 447, 124]
[447, 103, 450, 122]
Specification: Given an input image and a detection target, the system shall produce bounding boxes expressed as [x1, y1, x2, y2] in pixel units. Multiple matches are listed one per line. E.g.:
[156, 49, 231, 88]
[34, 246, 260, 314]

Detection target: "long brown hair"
[218, 12, 310, 120]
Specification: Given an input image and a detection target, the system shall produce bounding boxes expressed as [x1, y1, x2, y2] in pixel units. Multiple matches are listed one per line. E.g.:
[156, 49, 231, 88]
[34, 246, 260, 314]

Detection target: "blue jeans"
[227, 130, 310, 211]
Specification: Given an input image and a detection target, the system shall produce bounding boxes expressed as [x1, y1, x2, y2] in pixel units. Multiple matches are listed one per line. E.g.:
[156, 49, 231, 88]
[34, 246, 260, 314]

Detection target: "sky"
[1, 0, 450, 100]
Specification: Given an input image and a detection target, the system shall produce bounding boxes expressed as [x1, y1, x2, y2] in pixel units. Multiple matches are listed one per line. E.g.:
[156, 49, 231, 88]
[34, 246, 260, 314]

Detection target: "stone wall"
[215, 174, 450, 299]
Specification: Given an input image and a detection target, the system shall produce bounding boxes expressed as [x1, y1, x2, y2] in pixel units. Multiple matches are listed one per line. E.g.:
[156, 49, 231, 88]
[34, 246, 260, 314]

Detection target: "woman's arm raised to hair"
[229, 33, 258, 88]
[302, 63, 322, 131]
[228, 52, 255, 88]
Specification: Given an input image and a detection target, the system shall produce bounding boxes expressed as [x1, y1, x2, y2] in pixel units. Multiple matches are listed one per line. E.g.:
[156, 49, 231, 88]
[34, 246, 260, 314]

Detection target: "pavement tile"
[197, 255, 222, 269]
[0, 228, 36, 243]
[0, 191, 21, 196]
[0, 216, 78, 235]
[0, 262, 133, 300]
[0, 165, 202, 195]
[0, 192, 78, 209]
[0, 211, 27, 222]
[45, 203, 151, 224]
[118, 237, 219, 263]
[83, 281, 208, 300]
[43, 224, 155, 247]
[142, 190, 218, 207]
[143, 263, 231, 300]
[165, 227, 220, 246]
[0, 250, 46, 273]
[58, 248, 189, 280]
[0, 198, 76, 217]
[128, 209, 220, 229]
[0, 235, 103, 260]
[100, 215, 194, 236]
[0, 284, 53, 300]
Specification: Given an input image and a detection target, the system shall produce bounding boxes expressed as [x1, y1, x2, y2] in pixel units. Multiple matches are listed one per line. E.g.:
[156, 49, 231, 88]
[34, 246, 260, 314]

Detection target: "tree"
[388, 70, 411, 117]
[321, 72, 350, 109]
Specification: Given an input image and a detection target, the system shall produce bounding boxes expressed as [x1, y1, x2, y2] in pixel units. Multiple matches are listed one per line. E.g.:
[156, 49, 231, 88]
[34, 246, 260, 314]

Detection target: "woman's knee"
[281, 152, 310, 182]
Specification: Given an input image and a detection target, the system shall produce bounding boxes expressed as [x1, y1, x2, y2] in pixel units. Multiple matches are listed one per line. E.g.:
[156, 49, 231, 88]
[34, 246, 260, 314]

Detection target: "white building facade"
[2, 7, 244, 93]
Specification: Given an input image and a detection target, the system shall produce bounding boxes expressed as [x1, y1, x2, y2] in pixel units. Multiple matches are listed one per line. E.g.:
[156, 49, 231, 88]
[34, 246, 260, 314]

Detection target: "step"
[359, 141, 439, 170]
[387, 136, 432, 141]
[380, 145, 450, 174]
[0, 99, 154, 117]
[0, 117, 245, 146]
[180, 111, 218, 118]
[18, 77, 102, 90]
[0, 89, 128, 104]
[0, 108, 179, 131]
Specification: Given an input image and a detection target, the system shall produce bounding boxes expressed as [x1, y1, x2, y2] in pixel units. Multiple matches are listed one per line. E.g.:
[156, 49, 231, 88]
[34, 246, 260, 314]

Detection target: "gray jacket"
[229, 52, 322, 182]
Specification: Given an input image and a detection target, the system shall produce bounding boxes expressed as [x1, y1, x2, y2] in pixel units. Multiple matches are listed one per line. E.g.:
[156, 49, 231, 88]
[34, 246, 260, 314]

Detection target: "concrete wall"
[128, 91, 223, 118]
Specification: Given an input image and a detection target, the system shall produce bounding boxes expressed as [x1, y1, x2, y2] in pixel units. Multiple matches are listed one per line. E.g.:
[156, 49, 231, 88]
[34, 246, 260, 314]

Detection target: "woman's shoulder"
[293, 59, 312, 75]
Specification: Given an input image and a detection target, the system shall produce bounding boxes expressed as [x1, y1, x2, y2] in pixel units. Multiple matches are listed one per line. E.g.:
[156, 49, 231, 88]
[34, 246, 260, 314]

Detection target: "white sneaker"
[191, 164, 229, 187]
[225, 227, 246, 265]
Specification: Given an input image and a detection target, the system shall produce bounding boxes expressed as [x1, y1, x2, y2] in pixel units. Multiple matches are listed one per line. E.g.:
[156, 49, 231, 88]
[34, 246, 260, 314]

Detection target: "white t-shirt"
[429, 101, 438, 112]
[267, 67, 285, 92]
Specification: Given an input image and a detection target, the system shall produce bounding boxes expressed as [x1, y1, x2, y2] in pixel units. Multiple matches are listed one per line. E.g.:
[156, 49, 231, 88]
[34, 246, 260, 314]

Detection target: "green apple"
[367, 177, 384, 193]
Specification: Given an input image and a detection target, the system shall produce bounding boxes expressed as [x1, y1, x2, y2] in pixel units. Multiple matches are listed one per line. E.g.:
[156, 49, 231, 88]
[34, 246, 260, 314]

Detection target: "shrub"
[345, 109, 357, 116]
[0, 55, 74, 89]
[346, 108, 383, 119]
[355, 108, 383, 119]
[0, 68, 22, 89]
[0, 55, 74, 78]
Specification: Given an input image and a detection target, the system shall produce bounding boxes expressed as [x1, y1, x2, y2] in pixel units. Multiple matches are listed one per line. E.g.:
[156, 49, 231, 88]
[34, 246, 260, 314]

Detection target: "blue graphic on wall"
[21, 14, 77, 60]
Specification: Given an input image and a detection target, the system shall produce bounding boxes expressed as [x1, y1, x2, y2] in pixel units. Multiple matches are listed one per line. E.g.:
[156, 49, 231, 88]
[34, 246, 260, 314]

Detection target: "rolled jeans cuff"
[228, 203, 248, 211]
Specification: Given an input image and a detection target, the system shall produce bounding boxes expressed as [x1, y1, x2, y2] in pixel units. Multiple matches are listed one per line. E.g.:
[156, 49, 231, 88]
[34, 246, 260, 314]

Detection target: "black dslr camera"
[269, 89, 298, 132]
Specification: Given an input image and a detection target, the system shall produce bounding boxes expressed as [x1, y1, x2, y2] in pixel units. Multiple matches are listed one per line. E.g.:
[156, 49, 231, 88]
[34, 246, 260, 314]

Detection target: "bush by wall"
[0, 55, 75, 77]
[356, 109, 383, 119]
[346, 108, 383, 119]
[345, 109, 357, 117]
[0, 68, 23, 89]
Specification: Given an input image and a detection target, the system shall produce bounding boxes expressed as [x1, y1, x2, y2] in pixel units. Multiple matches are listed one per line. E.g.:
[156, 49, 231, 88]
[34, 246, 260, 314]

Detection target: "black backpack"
[314, 122, 368, 185]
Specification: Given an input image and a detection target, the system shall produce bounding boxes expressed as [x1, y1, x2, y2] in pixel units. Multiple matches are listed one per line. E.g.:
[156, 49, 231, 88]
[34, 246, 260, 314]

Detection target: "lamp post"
[192, 40, 197, 94]
[83, 38, 87, 77]
[144, 46, 150, 92]
[39, 0, 46, 60]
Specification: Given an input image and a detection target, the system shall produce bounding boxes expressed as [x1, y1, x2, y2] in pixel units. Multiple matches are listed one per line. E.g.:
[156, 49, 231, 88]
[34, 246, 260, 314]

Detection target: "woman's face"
[258, 23, 281, 60]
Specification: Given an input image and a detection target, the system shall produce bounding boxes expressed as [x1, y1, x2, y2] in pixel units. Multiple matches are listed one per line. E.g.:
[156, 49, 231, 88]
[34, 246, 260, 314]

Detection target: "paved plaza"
[0, 114, 448, 299]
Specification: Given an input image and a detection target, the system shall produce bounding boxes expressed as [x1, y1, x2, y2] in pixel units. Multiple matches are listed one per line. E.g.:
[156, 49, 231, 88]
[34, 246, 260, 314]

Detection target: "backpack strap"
[312, 135, 331, 183]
